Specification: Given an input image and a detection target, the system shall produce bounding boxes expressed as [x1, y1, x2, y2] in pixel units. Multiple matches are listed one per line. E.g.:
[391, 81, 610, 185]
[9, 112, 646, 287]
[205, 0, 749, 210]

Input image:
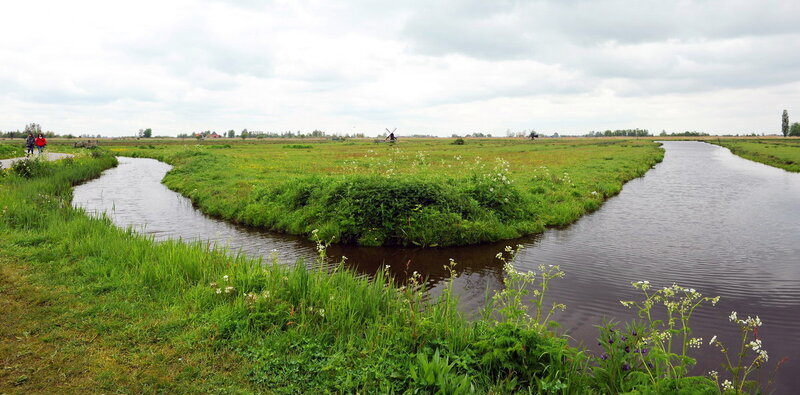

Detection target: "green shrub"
[11, 157, 54, 178]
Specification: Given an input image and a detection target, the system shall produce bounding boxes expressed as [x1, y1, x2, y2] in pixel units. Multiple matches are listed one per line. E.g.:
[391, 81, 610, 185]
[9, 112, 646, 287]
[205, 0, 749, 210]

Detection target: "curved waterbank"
[73, 141, 800, 393]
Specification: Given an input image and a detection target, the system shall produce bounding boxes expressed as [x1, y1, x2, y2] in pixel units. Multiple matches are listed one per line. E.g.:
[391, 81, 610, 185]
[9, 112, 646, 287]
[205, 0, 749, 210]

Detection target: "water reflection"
[73, 141, 800, 393]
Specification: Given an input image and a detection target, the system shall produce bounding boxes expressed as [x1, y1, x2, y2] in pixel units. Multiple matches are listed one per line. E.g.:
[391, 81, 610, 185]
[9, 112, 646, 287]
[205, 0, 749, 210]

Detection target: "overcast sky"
[2, 0, 799, 136]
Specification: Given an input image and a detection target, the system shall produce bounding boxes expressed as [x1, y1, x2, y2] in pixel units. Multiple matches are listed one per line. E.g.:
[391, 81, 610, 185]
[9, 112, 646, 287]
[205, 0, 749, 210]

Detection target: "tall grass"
[0, 154, 745, 393]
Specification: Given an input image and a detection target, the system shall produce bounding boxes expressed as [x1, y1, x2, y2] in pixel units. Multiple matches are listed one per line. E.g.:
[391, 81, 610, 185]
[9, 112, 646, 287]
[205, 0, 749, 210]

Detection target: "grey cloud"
[398, 1, 800, 95]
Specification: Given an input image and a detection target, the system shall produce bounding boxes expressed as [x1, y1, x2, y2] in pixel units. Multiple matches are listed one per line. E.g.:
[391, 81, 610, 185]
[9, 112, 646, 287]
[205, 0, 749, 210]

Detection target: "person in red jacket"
[35, 133, 47, 154]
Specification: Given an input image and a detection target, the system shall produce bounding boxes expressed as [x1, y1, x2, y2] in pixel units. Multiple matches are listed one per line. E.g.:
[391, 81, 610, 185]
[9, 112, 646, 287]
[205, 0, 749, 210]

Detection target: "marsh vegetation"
[107, 138, 664, 247]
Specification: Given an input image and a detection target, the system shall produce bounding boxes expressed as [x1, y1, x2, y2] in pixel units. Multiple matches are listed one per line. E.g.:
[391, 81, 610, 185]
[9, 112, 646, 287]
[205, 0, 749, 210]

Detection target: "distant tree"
[143, 128, 152, 138]
[227, 129, 235, 138]
[24, 123, 42, 135]
[240, 129, 249, 139]
[789, 122, 800, 137]
[782, 109, 789, 137]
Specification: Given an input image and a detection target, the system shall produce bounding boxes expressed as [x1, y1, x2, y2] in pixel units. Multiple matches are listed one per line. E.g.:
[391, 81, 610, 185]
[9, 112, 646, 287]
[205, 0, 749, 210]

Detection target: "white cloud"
[1, 0, 799, 136]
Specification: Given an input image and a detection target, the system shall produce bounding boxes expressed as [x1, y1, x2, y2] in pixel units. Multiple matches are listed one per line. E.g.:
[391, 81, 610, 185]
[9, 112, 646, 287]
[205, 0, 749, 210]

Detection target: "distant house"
[209, 132, 222, 138]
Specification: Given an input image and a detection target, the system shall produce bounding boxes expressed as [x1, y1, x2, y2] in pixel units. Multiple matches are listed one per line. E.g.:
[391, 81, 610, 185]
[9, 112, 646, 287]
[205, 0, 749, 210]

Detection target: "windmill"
[385, 128, 397, 142]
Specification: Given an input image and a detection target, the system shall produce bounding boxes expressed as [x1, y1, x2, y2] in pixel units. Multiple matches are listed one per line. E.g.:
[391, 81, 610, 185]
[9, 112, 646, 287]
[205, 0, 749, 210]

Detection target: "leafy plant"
[409, 350, 474, 394]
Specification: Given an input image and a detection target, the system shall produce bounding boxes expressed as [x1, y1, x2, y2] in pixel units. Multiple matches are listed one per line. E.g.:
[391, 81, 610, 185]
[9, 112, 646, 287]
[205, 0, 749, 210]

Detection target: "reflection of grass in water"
[710, 139, 800, 172]
[2, 157, 782, 393]
[114, 138, 664, 246]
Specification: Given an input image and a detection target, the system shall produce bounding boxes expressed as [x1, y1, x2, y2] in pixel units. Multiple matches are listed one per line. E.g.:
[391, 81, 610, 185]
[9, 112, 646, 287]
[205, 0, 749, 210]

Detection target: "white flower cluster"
[210, 275, 236, 295]
[748, 339, 769, 363]
[245, 290, 271, 306]
[721, 380, 733, 391]
[729, 311, 763, 329]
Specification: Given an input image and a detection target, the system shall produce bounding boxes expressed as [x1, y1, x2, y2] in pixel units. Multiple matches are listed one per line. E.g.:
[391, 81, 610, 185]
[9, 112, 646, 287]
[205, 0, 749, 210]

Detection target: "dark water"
[73, 142, 800, 393]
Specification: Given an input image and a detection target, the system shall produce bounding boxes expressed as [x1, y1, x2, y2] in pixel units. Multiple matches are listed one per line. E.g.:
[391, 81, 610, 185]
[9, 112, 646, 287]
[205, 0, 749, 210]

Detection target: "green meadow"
[107, 138, 664, 247]
[710, 139, 800, 172]
[0, 142, 24, 160]
[1, 153, 736, 393]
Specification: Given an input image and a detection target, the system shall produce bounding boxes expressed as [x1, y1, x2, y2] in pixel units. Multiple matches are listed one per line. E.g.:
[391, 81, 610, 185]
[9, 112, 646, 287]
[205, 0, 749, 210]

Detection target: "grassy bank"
[0, 143, 24, 160]
[709, 139, 800, 172]
[109, 138, 663, 247]
[4, 152, 771, 394]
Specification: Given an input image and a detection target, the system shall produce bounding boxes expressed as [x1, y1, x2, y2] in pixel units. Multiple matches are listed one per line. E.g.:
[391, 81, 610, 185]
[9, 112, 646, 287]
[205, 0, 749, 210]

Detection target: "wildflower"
[224, 286, 235, 294]
[215, 288, 222, 294]
[223, 275, 229, 282]
[709, 335, 717, 345]
[318, 308, 325, 318]
[722, 380, 733, 391]
[708, 370, 719, 381]
[729, 311, 738, 322]
[689, 337, 703, 349]
[209, 282, 218, 288]
[600, 353, 608, 360]
[622, 363, 630, 371]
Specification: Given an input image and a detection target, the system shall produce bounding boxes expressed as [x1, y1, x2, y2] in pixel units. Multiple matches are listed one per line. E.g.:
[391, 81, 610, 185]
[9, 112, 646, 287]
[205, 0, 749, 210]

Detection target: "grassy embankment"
[0, 152, 728, 394]
[110, 138, 664, 247]
[709, 139, 800, 172]
[0, 143, 24, 160]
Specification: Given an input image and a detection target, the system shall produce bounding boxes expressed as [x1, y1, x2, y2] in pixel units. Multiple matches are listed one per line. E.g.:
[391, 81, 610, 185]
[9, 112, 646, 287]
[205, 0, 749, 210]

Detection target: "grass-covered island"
[0, 151, 779, 393]
[108, 138, 664, 247]
[709, 139, 800, 172]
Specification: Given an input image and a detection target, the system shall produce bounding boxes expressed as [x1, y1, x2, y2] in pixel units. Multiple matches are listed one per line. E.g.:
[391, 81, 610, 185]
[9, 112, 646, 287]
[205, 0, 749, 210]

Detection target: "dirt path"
[0, 153, 74, 169]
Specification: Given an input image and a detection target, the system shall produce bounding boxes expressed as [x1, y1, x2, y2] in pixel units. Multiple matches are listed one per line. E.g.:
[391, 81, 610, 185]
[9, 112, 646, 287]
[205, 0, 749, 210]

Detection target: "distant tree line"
[658, 131, 710, 137]
[1, 123, 100, 139]
[451, 132, 494, 138]
[584, 129, 651, 137]
[178, 129, 367, 139]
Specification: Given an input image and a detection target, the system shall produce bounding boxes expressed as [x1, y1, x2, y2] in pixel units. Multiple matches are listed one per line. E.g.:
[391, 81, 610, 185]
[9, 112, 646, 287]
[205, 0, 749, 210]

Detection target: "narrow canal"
[73, 141, 800, 393]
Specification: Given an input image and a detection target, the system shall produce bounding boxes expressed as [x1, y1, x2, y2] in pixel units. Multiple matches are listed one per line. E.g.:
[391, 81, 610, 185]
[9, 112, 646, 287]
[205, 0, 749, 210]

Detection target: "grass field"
[100, 138, 664, 247]
[0, 154, 728, 393]
[0, 143, 24, 160]
[709, 139, 800, 172]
